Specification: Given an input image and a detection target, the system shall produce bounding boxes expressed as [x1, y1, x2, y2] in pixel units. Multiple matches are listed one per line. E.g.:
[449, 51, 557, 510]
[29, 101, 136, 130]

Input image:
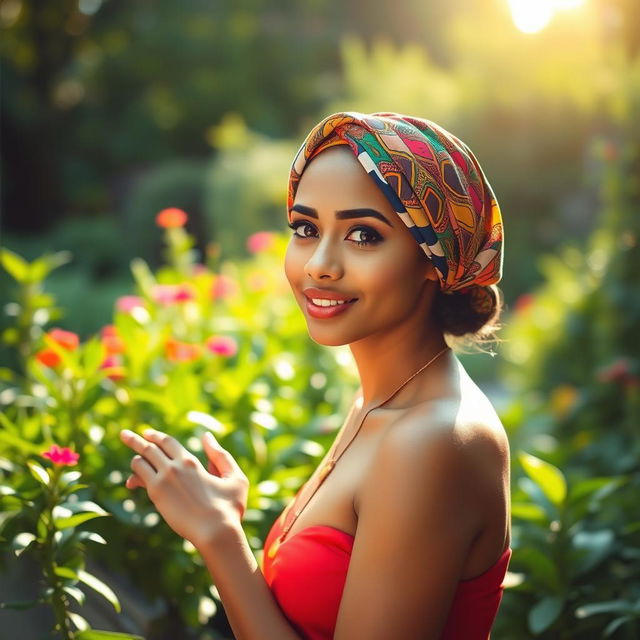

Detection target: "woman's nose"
[304, 236, 344, 281]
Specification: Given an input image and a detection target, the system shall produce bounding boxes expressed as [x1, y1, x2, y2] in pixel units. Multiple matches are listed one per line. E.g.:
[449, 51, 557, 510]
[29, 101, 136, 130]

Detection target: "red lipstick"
[303, 287, 358, 319]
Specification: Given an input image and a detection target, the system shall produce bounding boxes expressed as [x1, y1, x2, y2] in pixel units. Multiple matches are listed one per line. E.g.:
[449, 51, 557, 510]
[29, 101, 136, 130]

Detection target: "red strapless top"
[262, 514, 511, 640]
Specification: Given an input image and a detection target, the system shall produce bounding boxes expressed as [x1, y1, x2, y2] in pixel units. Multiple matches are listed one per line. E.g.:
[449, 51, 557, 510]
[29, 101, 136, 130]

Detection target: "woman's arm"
[333, 420, 495, 639]
[196, 525, 302, 640]
[118, 428, 302, 640]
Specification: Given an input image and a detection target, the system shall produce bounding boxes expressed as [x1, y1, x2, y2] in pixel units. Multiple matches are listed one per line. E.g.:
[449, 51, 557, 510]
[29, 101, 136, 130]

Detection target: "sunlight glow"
[508, 0, 586, 34]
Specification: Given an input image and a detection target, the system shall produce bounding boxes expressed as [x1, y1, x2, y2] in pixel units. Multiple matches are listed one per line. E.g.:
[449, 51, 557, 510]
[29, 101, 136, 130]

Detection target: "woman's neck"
[348, 323, 451, 410]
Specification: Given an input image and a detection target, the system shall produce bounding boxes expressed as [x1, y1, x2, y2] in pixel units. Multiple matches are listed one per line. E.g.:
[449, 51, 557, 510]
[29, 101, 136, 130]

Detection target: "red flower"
[101, 325, 125, 355]
[165, 338, 201, 363]
[42, 444, 80, 467]
[156, 208, 188, 228]
[247, 231, 276, 254]
[206, 335, 238, 357]
[211, 274, 239, 300]
[116, 296, 145, 313]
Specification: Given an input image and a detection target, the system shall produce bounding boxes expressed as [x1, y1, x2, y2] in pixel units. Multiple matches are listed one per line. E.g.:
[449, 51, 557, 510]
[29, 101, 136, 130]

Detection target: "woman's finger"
[126, 473, 145, 489]
[120, 429, 166, 471]
[202, 432, 245, 480]
[130, 454, 156, 484]
[140, 428, 183, 460]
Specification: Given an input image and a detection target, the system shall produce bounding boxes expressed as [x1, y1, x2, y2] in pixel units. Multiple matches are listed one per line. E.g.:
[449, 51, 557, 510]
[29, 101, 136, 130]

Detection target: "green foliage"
[494, 88, 640, 638]
[0, 218, 357, 636]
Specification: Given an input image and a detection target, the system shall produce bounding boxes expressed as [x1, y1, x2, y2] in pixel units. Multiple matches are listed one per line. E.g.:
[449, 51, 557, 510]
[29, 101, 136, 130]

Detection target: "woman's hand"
[119, 428, 249, 549]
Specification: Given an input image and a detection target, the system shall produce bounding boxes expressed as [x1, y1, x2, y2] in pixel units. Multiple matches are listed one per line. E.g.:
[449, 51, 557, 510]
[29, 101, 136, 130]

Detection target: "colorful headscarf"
[287, 111, 504, 293]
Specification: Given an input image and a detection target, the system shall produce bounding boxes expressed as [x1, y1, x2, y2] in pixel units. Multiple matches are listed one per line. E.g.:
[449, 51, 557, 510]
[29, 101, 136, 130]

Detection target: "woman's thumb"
[202, 431, 232, 476]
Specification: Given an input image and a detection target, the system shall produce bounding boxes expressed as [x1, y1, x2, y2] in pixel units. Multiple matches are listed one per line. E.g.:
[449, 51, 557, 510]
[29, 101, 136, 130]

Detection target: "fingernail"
[205, 431, 218, 445]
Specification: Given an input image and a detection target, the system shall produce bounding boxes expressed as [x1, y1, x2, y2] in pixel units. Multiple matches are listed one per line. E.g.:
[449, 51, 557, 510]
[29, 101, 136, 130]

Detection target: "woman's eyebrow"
[289, 204, 392, 227]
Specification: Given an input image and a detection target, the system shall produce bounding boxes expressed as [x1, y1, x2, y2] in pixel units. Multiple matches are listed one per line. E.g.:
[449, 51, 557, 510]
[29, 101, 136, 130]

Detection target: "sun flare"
[508, 0, 586, 34]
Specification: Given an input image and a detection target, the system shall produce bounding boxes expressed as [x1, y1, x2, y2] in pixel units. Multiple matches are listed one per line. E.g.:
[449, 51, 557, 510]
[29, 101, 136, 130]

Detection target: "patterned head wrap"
[287, 111, 504, 294]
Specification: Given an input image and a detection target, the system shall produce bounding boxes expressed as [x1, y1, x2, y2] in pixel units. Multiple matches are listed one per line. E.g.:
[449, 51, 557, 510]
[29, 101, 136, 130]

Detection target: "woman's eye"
[347, 227, 383, 247]
[288, 221, 317, 238]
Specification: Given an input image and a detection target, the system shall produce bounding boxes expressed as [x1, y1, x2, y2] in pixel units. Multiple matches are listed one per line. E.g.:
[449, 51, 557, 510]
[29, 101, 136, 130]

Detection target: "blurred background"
[1, 1, 639, 638]
[1, 0, 637, 337]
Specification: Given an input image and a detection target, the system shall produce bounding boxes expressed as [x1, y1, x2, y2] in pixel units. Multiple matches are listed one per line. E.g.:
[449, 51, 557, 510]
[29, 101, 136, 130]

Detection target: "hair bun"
[434, 284, 502, 341]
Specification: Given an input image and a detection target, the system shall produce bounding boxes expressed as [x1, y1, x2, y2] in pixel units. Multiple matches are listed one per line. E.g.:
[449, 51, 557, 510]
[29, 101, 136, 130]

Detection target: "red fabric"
[262, 514, 511, 640]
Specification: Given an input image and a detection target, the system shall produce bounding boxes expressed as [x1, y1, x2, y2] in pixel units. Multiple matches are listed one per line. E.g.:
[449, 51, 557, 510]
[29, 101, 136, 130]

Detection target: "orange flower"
[36, 328, 80, 368]
[156, 208, 188, 228]
[35, 348, 61, 368]
[165, 337, 201, 363]
[101, 325, 125, 355]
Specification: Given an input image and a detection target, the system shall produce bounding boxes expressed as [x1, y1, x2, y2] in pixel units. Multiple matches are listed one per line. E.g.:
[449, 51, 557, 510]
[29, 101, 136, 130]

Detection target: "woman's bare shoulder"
[388, 378, 509, 474]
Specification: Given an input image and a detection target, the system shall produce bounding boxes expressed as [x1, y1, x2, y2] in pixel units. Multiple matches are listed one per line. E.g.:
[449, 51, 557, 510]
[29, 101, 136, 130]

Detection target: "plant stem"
[42, 467, 74, 640]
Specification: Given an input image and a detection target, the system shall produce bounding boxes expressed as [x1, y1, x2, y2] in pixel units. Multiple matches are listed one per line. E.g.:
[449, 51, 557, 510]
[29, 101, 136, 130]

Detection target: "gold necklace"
[267, 345, 451, 559]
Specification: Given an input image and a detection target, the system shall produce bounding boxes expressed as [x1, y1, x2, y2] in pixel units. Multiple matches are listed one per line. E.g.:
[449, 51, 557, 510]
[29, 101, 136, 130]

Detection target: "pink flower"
[247, 231, 276, 254]
[206, 335, 238, 357]
[42, 444, 80, 467]
[156, 208, 188, 228]
[100, 355, 126, 381]
[117, 296, 145, 313]
[47, 328, 80, 351]
[212, 275, 239, 300]
[152, 284, 194, 306]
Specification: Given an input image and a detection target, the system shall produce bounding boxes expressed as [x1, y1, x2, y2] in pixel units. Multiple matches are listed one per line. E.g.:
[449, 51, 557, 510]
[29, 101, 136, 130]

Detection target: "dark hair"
[433, 284, 504, 354]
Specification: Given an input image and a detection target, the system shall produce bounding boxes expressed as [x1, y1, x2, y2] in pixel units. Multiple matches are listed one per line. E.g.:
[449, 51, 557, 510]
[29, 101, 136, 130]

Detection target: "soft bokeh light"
[509, 0, 586, 34]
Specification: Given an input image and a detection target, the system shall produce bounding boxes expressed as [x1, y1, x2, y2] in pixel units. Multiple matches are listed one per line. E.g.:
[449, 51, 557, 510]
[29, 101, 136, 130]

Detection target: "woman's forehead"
[295, 148, 397, 220]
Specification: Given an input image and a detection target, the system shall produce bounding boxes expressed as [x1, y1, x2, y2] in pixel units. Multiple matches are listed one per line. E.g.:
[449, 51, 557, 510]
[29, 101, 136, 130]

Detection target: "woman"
[120, 111, 512, 640]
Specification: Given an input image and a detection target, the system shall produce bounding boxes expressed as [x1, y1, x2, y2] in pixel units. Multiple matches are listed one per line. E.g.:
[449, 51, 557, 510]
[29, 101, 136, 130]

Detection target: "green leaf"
[27, 461, 50, 486]
[63, 585, 85, 606]
[76, 531, 107, 545]
[1, 248, 29, 282]
[76, 631, 144, 640]
[76, 569, 121, 613]
[28, 251, 72, 282]
[54, 511, 109, 530]
[60, 471, 82, 486]
[529, 595, 564, 634]
[510, 502, 548, 522]
[54, 566, 78, 580]
[575, 600, 634, 617]
[68, 611, 90, 631]
[518, 451, 567, 507]
[58, 500, 108, 516]
[12, 532, 37, 557]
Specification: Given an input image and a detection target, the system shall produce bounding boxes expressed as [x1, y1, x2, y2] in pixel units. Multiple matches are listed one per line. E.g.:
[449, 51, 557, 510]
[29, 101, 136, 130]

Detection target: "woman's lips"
[304, 296, 358, 319]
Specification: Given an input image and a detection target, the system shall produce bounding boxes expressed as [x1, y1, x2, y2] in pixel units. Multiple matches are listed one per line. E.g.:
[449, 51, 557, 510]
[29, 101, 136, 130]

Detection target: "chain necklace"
[267, 345, 451, 559]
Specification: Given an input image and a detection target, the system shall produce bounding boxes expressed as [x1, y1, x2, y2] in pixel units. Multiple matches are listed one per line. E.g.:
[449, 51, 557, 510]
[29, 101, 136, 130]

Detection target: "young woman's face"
[284, 146, 439, 347]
